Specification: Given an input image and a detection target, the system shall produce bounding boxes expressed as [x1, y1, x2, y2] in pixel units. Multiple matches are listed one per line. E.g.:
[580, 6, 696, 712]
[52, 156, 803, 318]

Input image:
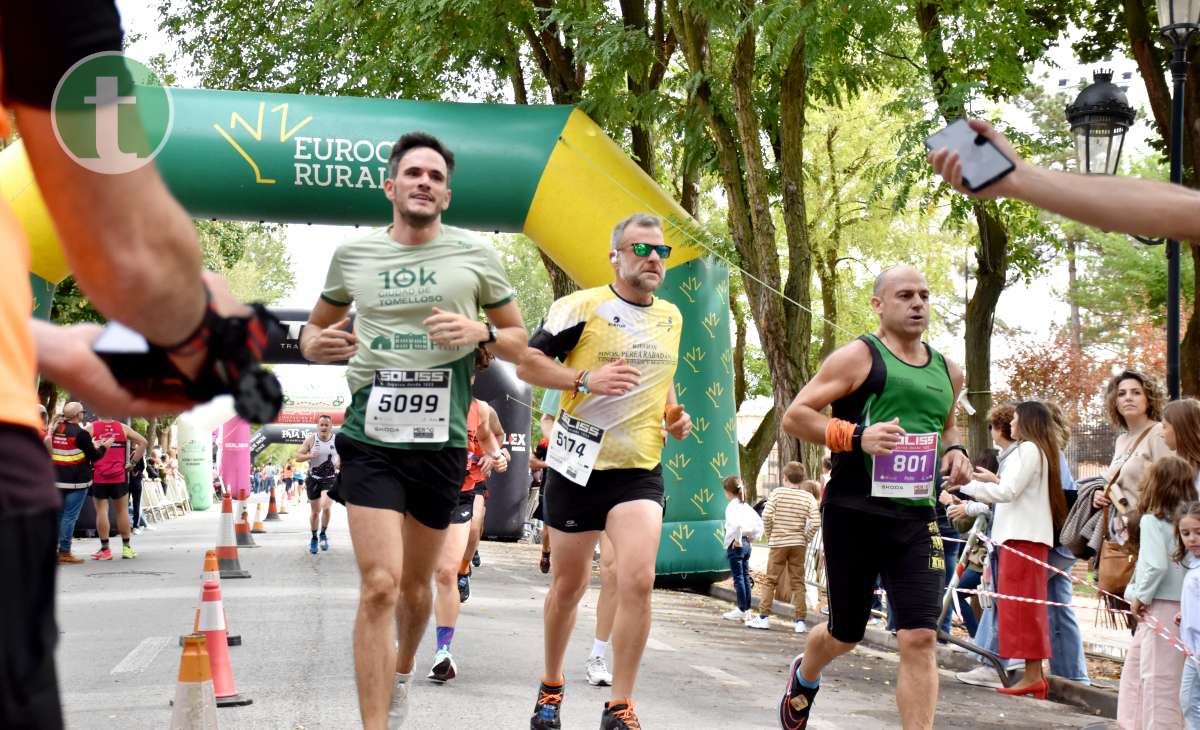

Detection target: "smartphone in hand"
[924, 118, 1015, 192]
[92, 321, 189, 399]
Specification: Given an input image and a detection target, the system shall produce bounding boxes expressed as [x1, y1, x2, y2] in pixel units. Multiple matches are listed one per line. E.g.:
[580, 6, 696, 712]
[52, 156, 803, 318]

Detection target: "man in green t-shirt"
[300, 132, 527, 729]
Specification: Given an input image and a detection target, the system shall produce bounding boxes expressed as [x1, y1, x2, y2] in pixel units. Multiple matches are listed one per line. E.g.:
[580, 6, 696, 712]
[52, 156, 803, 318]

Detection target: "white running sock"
[395, 671, 412, 686]
[590, 638, 608, 659]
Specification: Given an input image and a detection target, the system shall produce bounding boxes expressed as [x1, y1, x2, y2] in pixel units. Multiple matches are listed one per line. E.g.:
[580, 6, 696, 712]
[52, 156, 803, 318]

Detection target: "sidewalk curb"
[704, 584, 1116, 720]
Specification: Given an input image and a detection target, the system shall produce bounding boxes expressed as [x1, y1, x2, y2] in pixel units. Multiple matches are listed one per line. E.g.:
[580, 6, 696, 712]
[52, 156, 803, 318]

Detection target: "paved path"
[56, 503, 1106, 729]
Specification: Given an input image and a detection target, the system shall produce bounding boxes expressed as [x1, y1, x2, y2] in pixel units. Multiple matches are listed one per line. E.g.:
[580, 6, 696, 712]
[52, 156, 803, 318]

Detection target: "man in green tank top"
[300, 132, 527, 729]
[775, 266, 971, 730]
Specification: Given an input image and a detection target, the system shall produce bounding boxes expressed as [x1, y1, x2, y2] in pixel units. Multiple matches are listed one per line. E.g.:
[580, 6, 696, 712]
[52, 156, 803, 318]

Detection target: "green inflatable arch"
[6, 86, 738, 581]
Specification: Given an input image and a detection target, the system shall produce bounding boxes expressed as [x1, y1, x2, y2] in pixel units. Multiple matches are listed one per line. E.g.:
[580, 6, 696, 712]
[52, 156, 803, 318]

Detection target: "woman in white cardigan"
[950, 400, 1068, 698]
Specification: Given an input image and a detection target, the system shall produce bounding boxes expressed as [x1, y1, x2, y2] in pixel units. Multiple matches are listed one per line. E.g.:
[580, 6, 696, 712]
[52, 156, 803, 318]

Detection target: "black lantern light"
[1064, 70, 1136, 176]
[1157, 0, 1200, 47]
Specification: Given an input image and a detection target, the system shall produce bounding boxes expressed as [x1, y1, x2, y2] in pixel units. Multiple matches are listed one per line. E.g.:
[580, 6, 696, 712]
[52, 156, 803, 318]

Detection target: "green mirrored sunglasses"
[627, 242, 672, 259]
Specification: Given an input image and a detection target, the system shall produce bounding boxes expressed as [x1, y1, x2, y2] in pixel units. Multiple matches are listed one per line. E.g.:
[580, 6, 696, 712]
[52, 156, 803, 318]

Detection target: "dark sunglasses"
[625, 242, 672, 259]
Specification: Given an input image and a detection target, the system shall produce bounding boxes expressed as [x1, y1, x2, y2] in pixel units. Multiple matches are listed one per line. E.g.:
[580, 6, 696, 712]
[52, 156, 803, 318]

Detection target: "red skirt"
[997, 540, 1051, 660]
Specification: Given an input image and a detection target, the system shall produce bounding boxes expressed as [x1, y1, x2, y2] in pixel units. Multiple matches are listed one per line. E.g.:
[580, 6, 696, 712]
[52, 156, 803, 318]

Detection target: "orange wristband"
[825, 418, 856, 452]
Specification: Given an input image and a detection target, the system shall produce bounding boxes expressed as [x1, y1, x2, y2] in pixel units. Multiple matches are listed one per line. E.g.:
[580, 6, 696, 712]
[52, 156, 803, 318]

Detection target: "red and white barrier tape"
[971, 532, 1192, 660]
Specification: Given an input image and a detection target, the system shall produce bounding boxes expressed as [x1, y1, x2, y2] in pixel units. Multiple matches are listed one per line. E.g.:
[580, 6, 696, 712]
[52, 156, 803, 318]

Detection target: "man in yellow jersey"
[518, 213, 691, 730]
[775, 266, 972, 730]
[0, 4, 274, 729]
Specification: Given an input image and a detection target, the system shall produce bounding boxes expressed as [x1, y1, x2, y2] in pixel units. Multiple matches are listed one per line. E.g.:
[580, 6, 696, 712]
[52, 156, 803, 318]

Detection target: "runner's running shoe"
[540, 551, 551, 574]
[584, 655, 612, 686]
[309, 537, 318, 555]
[472, 549, 481, 567]
[319, 534, 329, 551]
[121, 544, 137, 559]
[91, 547, 112, 561]
[779, 653, 819, 729]
[388, 673, 411, 729]
[458, 573, 471, 603]
[427, 648, 457, 682]
[601, 700, 642, 729]
[530, 681, 564, 729]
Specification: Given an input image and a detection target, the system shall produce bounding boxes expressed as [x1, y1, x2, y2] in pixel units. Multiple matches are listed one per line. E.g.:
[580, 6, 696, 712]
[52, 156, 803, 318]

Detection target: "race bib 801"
[871, 432, 938, 500]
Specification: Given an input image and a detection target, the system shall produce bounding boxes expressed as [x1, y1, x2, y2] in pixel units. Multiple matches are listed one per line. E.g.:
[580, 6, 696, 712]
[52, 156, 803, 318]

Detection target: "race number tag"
[364, 369, 451, 443]
[871, 432, 938, 499]
[547, 410, 605, 486]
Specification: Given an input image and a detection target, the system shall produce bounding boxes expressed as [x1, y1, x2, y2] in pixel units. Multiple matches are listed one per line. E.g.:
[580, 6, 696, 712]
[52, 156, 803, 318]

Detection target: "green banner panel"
[655, 257, 739, 577]
[148, 87, 572, 231]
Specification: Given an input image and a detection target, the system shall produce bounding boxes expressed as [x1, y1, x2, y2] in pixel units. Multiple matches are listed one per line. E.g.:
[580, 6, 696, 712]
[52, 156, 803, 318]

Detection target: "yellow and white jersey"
[529, 284, 682, 470]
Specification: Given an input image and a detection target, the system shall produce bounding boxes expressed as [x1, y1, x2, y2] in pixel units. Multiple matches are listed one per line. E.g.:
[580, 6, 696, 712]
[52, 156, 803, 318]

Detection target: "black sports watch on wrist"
[484, 323, 498, 344]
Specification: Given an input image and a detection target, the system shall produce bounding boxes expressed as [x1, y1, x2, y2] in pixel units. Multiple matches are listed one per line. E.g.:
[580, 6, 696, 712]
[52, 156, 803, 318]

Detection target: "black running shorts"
[332, 433, 465, 530]
[0, 510, 63, 729]
[821, 502, 946, 644]
[90, 481, 128, 501]
[305, 477, 333, 502]
[543, 465, 664, 533]
[449, 490, 475, 525]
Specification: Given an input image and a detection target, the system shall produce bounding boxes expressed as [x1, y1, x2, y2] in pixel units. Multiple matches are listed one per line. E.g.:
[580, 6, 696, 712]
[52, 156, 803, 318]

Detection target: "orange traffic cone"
[183, 551, 242, 646]
[217, 494, 251, 579]
[197, 580, 252, 707]
[250, 501, 266, 534]
[235, 502, 258, 548]
[169, 634, 218, 729]
[265, 485, 281, 522]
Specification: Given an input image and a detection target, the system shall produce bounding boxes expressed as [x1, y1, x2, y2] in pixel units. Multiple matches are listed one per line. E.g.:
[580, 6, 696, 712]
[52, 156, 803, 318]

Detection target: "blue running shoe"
[529, 681, 563, 729]
[457, 573, 470, 603]
[309, 537, 318, 555]
[320, 534, 329, 551]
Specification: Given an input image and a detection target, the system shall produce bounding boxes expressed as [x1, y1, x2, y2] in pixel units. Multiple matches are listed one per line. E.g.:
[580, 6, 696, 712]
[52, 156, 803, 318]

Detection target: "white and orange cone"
[250, 502, 266, 534]
[183, 550, 242, 646]
[169, 634, 218, 729]
[216, 494, 250, 579]
[197, 580, 252, 707]
[235, 503, 258, 548]
[265, 485, 282, 522]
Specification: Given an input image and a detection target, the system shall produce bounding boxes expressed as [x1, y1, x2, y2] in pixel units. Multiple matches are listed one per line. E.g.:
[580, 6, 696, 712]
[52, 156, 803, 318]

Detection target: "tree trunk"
[731, 290, 748, 410]
[38, 380, 57, 417]
[739, 408, 778, 503]
[965, 204, 1009, 452]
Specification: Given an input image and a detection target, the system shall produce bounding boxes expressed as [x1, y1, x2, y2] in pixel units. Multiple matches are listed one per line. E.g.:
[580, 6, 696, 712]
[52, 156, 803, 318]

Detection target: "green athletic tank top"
[825, 334, 955, 518]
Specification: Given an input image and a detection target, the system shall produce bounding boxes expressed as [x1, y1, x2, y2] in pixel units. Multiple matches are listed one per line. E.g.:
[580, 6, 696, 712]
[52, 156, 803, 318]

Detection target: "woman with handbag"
[1117, 455, 1192, 729]
[1092, 372, 1172, 623]
[950, 401, 1068, 699]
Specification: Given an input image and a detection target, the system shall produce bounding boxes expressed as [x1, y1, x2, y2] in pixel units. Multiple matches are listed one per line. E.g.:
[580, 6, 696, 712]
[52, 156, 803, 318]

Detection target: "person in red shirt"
[85, 417, 146, 560]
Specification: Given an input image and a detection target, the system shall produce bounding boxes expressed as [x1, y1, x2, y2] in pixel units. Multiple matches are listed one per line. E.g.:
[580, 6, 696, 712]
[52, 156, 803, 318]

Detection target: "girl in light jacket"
[721, 476, 762, 622]
[1176, 501, 1200, 729]
[953, 400, 1067, 698]
[1118, 456, 1192, 730]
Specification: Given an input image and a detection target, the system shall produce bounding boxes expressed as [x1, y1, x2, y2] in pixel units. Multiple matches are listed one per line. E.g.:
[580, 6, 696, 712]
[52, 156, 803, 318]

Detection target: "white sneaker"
[794, 620, 808, 634]
[745, 615, 770, 630]
[955, 665, 1004, 689]
[388, 673, 411, 728]
[584, 655, 613, 686]
[722, 607, 748, 621]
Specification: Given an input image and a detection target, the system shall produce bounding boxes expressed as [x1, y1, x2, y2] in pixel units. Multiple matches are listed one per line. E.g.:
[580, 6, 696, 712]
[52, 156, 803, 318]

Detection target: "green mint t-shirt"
[321, 225, 514, 449]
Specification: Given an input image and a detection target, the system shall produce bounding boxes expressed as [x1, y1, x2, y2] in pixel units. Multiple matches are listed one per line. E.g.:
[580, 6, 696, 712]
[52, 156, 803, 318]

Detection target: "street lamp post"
[1065, 2, 1199, 400]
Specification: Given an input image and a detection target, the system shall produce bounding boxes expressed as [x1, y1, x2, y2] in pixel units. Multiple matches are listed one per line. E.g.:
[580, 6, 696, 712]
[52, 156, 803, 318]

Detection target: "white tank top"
[309, 433, 337, 476]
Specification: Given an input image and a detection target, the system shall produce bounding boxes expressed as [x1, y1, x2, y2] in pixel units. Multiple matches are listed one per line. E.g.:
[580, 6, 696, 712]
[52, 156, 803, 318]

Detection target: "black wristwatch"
[943, 444, 969, 459]
[484, 323, 498, 344]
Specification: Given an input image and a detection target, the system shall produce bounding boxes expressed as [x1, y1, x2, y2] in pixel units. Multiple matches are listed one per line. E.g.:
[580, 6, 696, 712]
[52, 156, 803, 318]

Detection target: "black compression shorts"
[332, 433, 464, 530]
[821, 502, 946, 644]
[543, 465, 664, 533]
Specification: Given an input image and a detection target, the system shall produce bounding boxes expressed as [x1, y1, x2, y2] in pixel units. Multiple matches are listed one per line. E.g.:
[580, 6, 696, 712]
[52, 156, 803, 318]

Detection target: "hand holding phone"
[924, 118, 1015, 193]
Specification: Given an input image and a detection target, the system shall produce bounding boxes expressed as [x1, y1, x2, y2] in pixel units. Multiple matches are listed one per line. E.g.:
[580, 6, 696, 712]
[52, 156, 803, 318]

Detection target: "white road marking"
[110, 636, 173, 676]
[646, 637, 677, 652]
[690, 664, 749, 686]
